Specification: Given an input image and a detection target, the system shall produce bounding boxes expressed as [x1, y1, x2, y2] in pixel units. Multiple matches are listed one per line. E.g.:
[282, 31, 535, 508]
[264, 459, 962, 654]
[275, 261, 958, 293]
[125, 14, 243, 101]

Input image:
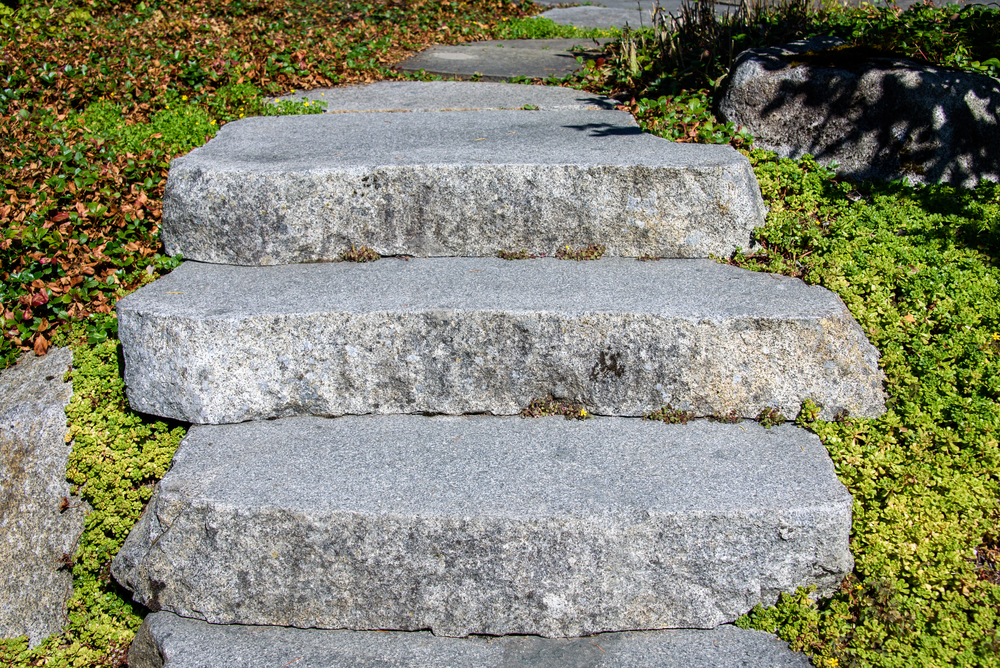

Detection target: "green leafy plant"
[795, 398, 823, 425]
[732, 150, 1000, 667]
[520, 395, 591, 420]
[645, 404, 696, 424]
[756, 406, 786, 428]
[493, 16, 614, 40]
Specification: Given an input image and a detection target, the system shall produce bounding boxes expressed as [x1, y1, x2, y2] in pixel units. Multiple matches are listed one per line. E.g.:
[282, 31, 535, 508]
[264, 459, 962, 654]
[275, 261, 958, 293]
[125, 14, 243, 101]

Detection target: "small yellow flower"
[993, 332, 1000, 341]
[239, 113, 244, 118]
[181, 95, 188, 101]
[210, 120, 216, 125]
[304, 101, 310, 106]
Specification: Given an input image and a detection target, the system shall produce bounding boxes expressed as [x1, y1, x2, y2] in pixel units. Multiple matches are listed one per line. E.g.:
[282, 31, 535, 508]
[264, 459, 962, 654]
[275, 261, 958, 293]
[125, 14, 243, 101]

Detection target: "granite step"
[111, 416, 853, 637]
[129, 612, 814, 668]
[272, 80, 619, 113]
[117, 257, 885, 425]
[161, 109, 766, 265]
[534, 0, 740, 29]
[395, 38, 613, 81]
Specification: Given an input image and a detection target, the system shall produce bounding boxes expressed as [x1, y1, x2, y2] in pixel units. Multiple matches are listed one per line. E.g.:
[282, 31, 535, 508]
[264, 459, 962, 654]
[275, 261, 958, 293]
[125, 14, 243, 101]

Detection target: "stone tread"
[395, 38, 611, 81]
[117, 257, 886, 425]
[112, 416, 853, 637]
[129, 612, 814, 668]
[273, 81, 619, 113]
[161, 109, 766, 264]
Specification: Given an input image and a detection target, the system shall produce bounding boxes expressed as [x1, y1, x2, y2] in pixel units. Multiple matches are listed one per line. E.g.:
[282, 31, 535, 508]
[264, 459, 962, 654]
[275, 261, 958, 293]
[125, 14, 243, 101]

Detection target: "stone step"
[111, 416, 853, 637]
[395, 38, 612, 81]
[161, 110, 766, 265]
[117, 257, 885, 425]
[130, 612, 814, 668]
[272, 80, 619, 113]
[533, 0, 739, 28]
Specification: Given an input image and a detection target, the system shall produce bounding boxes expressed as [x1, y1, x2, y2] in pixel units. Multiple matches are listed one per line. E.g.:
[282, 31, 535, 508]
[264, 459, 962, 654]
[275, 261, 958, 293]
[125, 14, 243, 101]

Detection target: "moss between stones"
[520, 396, 590, 420]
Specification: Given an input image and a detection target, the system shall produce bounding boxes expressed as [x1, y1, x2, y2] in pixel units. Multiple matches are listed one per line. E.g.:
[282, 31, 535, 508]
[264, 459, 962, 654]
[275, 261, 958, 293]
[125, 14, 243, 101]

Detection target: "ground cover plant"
[1, 0, 999, 666]
[731, 151, 1000, 667]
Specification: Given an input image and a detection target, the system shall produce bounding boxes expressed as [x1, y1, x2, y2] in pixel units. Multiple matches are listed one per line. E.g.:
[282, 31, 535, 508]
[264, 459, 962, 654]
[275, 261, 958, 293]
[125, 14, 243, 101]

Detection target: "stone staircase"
[111, 82, 885, 667]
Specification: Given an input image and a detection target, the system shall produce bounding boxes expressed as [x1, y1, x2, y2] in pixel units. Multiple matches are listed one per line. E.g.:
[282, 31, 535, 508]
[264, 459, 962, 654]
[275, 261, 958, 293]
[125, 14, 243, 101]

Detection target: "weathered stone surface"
[395, 38, 611, 81]
[538, 6, 647, 29]
[535, 0, 738, 27]
[272, 80, 618, 113]
[161, 110, 766, 264]
[719, 37, 1000, 187]
[116, 258, 886, 425]
[130, 612, 814, 668]
[113, 416, 853, 637]
[0, 348, 85, 646]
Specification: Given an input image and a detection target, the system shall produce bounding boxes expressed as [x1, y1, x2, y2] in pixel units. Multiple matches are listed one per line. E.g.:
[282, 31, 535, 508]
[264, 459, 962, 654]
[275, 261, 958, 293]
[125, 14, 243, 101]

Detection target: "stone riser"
[130, 612, 815, 668]
[116, 258, 885, 425]
[112, 416, 853, 638]
[161, 110, 765, 264]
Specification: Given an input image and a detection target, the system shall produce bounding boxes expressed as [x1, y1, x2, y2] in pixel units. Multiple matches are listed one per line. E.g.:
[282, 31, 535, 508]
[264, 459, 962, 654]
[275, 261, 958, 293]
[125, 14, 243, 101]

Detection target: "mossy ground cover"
[731, 152, 1000, 668]
[1, 0, 999, 666]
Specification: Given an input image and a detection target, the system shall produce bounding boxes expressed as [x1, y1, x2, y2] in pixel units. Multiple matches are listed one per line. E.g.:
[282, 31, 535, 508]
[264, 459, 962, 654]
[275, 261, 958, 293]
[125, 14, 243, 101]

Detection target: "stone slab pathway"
[131, 612, 814, 668]
[110, 7, 888, 666]
[272, 80, 618, 112]
[117, 258, 884, 424]
[161, 108, 765, 264]
[396, 38, 611, 81]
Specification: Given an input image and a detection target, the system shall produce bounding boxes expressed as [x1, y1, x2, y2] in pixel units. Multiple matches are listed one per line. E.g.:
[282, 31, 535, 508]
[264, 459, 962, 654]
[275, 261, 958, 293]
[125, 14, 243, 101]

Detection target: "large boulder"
[0, 349, 87, 647]
[719, 37, 1000, 187]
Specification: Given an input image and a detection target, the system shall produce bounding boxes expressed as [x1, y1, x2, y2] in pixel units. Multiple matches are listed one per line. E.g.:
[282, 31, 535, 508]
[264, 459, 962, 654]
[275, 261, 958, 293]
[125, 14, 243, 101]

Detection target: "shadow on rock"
[719, 38, 1000, 187]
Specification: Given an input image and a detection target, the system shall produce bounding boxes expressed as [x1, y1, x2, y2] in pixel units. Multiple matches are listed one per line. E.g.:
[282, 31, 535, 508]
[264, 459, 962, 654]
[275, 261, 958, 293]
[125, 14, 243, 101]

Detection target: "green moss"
[733, 151, 1000, 668]
[0, 318, 186, 667]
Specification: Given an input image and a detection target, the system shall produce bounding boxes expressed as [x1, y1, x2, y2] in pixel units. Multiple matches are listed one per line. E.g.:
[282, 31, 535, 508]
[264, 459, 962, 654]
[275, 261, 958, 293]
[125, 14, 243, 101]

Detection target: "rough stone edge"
[0, 347, 82, 647]
[129, 612, 815, 668]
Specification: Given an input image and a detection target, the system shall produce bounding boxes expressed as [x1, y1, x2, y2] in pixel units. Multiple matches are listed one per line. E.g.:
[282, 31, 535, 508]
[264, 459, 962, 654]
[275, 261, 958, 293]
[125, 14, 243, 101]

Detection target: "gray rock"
[395, 38, 611, 81]
[0, 348, 86, 646]
[533, 0, 664, 8]
[537, 7, 648, 29]
[719, 38, 1000, 187]
[535, 0, 740, 27]
[272, 81, 618, 113]
[161, 110, 765, 264]
[116, 258, 886, 425]
[129, 612, 814, 668]
[112, 416, 853, 637]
